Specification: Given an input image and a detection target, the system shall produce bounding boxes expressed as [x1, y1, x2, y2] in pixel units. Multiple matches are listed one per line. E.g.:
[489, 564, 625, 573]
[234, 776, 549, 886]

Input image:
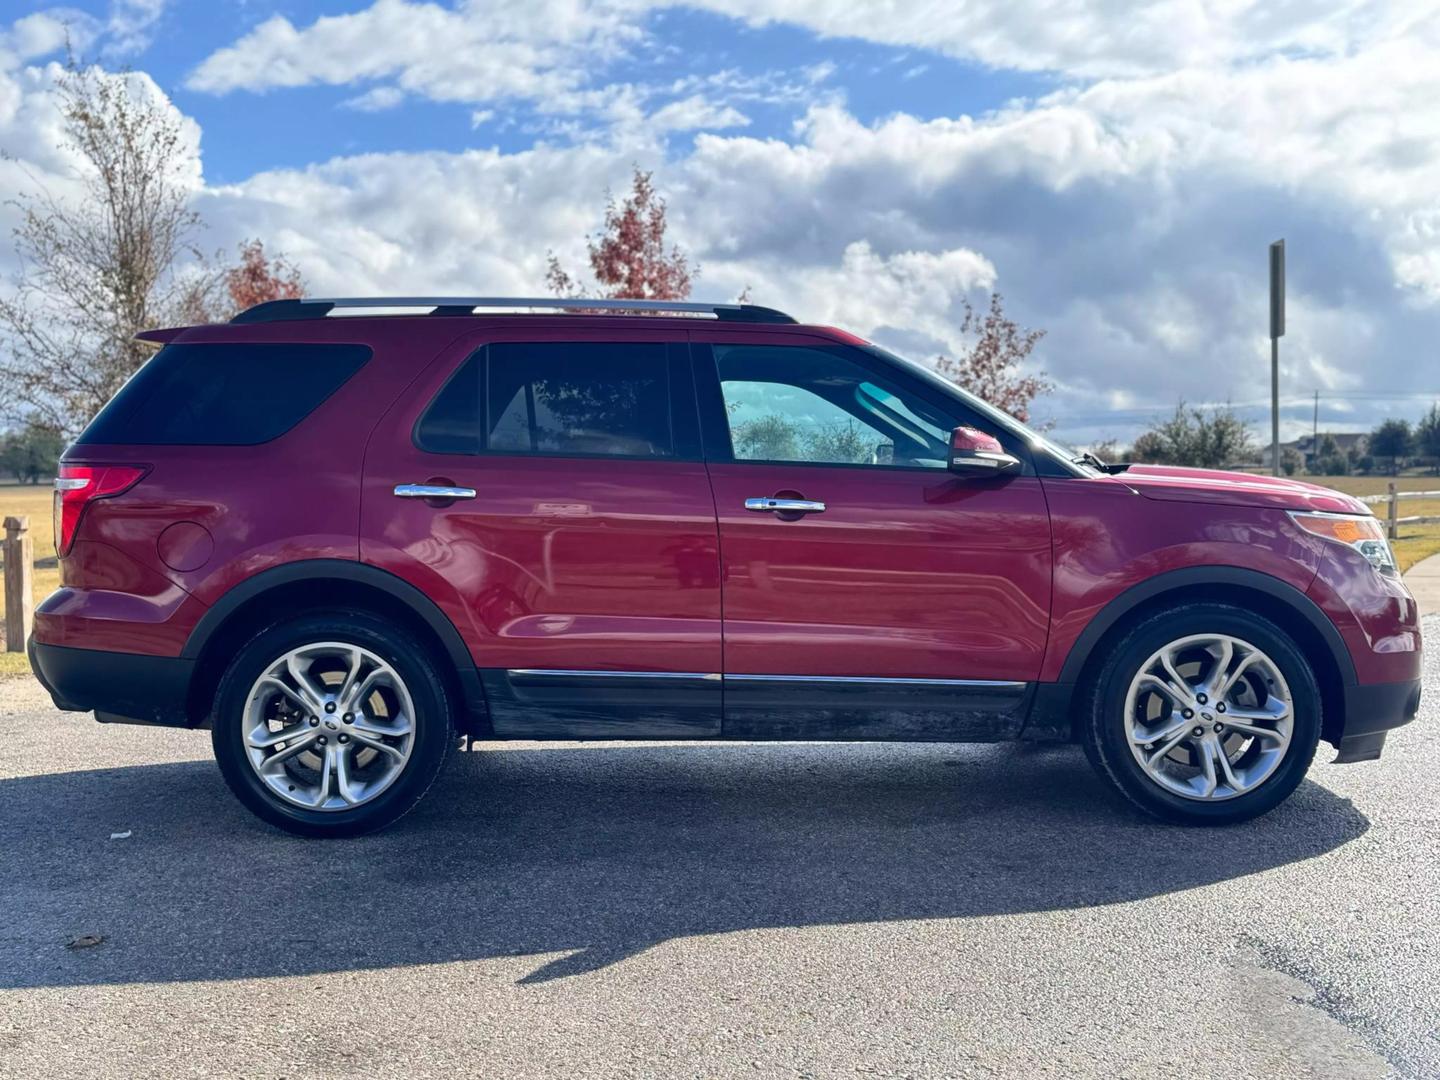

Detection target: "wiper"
[1074, 451, 1131, 475]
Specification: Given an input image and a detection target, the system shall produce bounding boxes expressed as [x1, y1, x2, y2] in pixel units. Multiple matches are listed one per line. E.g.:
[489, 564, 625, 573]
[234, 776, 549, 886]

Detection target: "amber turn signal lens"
[1290, 512, 1396, 574]
[1291, 513, 1382, 546]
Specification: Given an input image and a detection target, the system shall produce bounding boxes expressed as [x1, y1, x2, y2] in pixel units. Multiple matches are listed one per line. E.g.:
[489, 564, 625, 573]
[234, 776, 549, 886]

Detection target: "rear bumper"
[1334, 678, 1422, 762]
[29, 639, 195, 727]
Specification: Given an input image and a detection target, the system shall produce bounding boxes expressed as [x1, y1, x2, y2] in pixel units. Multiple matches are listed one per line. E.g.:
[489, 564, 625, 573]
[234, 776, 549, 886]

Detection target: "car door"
[692, 333, 1053, 741]
[361, 329, 721, 738]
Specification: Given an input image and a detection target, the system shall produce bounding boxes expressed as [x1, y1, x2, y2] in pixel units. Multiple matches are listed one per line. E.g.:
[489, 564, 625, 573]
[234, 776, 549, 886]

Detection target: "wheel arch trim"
[182, 559, 486, 732]
[1055, 566, 1355, 688]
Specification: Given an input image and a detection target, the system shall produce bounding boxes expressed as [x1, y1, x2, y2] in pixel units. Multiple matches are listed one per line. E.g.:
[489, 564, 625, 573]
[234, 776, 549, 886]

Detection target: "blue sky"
[2, 0, 1439, 445]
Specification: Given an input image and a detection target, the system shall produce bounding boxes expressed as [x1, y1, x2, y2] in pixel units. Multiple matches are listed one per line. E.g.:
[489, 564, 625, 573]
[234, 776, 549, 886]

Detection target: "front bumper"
[1335, 677, 1422, 762]
[29, 638, 196, 727]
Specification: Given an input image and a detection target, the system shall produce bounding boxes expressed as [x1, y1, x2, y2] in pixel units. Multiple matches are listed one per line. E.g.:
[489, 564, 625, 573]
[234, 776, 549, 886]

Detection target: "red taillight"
[53, 464, 147, 557]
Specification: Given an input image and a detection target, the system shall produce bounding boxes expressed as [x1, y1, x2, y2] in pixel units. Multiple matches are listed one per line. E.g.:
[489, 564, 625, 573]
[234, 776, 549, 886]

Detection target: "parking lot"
[1, 623, 1436, 1079]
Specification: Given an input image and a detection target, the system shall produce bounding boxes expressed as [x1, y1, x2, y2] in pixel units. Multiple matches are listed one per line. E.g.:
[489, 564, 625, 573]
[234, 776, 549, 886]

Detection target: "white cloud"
[186, 0, 643, 108]
[104, 0, 168, 56]
[189, 0, 1437, 93]
[719, 241, 996, 357]
[182, 0, 824, 138]
[678, 0, 1434, 78]
[0, 3, 169, 69]
[342, 85, 405, 111]
[0, 12, 91, 68]
[629, 93, 748, 133]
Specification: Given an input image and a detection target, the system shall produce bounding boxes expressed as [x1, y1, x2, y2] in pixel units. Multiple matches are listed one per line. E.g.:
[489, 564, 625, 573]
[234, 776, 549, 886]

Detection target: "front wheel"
[211, 610, 452, 837]
[1082, 603, 1321, 825]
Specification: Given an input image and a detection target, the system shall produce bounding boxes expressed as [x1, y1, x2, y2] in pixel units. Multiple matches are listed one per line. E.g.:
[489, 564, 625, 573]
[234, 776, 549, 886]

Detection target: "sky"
[2, 0, 1439, 446]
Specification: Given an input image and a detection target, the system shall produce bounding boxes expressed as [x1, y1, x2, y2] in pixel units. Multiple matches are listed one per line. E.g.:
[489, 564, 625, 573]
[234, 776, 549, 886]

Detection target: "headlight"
[1290, 512, 1398, 575]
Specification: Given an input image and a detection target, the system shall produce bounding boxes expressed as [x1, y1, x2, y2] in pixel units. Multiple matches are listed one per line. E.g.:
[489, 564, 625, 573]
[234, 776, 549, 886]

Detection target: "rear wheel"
[212, 610, 451, 837]
[1082, 603, 1321, 824]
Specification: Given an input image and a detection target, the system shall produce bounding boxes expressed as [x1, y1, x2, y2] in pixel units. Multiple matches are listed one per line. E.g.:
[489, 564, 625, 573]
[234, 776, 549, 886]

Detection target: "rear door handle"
[394, 483, 477, 500]
[745, 497, 826, 514]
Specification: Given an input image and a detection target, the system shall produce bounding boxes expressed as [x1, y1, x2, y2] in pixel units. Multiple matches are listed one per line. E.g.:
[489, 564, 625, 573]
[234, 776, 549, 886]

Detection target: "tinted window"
[715, 345, 964, 469]
[415, 353, 481, 454]
[79, 343, 370, 446]
[416, 342, 676, 459]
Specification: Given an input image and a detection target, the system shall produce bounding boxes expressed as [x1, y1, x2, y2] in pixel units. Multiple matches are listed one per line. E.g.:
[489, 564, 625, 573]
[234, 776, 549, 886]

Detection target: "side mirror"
[948, 426, 1021, 476]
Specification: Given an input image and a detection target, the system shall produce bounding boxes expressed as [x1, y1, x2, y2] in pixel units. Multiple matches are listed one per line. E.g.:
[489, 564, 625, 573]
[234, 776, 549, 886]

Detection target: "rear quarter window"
[78, 342, 372, 446]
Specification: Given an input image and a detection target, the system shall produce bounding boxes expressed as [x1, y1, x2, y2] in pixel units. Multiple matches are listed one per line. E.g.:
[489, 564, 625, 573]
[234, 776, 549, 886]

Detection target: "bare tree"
[0, 60, 213, 434]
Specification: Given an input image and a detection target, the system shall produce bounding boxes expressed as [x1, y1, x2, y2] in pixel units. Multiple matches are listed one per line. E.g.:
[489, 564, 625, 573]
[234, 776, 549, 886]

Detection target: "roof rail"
[230, 296, 798, 325]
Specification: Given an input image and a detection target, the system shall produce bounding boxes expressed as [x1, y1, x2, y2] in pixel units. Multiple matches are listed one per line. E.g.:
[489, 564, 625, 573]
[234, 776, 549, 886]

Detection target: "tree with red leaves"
[226, 239, 305, 313]
[934, 293, 1050, 424]
[546, 168, 696, 300]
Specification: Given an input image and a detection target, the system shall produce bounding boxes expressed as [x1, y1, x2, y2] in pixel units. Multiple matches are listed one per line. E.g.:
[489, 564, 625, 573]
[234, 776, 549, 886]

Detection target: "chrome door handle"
[745, 497, 826, 514]
[394, 483, 477, 500]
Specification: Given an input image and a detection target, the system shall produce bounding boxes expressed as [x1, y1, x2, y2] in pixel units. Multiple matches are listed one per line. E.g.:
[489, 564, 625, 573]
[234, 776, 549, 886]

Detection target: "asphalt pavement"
[2, 623, 1437, 1078]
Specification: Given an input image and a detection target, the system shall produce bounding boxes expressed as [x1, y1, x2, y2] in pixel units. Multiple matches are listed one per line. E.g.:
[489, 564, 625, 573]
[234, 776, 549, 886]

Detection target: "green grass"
[0, 651, 33, 677]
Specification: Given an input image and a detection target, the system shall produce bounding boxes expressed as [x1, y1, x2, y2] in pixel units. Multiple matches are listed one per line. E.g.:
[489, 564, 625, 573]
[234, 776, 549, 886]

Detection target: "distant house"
[1291, 432, 1368, 456]
[1260, 432, 1368, 463]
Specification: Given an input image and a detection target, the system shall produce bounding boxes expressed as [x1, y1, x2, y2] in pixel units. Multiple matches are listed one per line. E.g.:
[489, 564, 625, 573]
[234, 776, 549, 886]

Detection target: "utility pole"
[1313, 389, 1319, 454]
[1270, 239, 1285, 476]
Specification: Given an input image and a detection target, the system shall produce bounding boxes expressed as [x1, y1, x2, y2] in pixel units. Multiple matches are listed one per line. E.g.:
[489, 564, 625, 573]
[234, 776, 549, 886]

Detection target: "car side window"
[415, 342, 679, 458]
[714, 344, 965, 469]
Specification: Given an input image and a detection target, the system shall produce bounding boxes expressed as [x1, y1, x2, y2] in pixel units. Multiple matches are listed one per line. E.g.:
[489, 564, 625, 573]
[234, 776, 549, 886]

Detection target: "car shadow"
[0, 741, 1368, 988]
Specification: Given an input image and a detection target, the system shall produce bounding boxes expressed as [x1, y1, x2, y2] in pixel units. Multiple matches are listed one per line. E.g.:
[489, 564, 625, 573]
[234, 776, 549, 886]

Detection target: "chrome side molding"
[504, 669, 1024, 689]
[508, 669, 721, 681]
[723, 674, 1027, 688]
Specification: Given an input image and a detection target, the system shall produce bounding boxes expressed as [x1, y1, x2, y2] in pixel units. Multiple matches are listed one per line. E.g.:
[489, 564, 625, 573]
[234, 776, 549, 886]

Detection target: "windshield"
[860, 344, 1095, 473]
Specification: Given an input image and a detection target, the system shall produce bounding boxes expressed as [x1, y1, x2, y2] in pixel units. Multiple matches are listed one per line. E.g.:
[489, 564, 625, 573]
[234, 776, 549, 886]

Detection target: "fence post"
[1387, 481, 1398, 541]
[3, 515, 33, 653]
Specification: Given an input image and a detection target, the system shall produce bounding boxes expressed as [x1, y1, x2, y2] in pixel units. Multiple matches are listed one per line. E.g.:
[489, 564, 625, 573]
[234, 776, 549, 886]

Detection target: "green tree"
[1127, 431, 1168, 464]
[1128, 401, 1254, 468]
[1415, 404, 1440, 474]
[804, 420, 875, 465]
[1368, 419, 1413, 475]
[0, 424, 65, 483]
[731, 415, 800, 461]
[1308, 433, 1347, 476]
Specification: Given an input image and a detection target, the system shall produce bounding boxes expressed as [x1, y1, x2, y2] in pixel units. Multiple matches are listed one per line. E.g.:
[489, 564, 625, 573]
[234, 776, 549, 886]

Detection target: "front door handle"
[395, 483, 477, 500]
[745, 497, 826, 514]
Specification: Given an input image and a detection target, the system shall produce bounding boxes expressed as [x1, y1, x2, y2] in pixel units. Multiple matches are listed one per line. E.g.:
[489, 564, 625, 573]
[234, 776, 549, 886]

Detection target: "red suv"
[29, 297, 1422, 836]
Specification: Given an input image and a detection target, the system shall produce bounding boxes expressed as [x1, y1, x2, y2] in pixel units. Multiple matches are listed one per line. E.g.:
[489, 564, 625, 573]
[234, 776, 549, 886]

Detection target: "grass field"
[0, 473, 1436, 678]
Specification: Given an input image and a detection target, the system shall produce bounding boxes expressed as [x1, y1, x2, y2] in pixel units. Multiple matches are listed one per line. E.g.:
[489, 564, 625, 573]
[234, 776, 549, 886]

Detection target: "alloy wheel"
[1123, 633, 1294, 801]
[241, 642, 416, 811]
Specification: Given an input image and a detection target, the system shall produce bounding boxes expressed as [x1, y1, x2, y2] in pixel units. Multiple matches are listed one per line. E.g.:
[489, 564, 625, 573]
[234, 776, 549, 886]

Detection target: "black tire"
[1082, 602, 1321, 825]
[211, 609, 452, 837]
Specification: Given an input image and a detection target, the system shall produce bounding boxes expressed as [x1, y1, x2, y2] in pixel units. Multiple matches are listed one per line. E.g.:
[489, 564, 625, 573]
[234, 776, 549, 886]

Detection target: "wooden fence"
[3, 515, 32, 652]
[1359, 483, 1440, 540]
